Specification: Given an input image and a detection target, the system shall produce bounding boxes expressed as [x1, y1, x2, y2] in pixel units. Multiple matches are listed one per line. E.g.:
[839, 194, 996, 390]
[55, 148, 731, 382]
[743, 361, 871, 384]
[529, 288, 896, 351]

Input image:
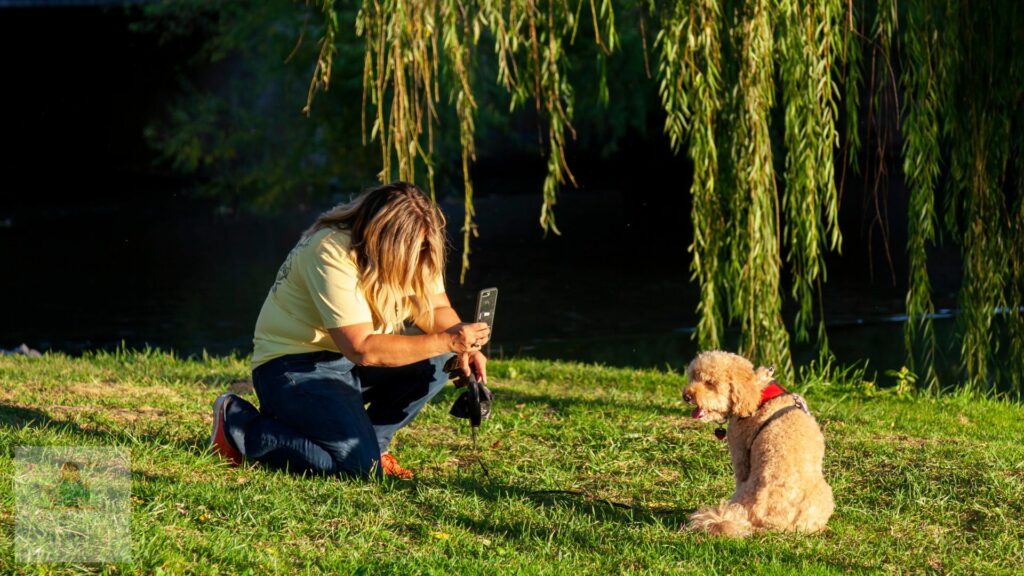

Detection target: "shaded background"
[0, 3, 966, 380]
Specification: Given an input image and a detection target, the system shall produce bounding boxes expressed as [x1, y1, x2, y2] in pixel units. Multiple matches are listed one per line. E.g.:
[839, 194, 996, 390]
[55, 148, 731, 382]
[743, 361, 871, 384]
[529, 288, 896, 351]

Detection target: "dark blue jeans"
[222, 350, 453, 477]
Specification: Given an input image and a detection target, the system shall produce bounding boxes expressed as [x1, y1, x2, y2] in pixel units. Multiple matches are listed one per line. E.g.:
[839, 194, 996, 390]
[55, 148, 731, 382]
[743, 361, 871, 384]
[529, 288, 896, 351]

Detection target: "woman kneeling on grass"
[209, 182, 490, 479]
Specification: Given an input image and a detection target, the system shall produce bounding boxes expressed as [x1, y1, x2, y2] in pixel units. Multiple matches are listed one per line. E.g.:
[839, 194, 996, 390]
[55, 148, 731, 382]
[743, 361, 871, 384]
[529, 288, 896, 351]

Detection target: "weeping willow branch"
[841, 0, 863, 175]
[536, 0, 618, 234]
[940, 0, 963, 242]
[949, 1, 1015, 392]
[931, 0, 1023, 392]
[900, 0, 941, 390]
[863, 0, 898, 284]
[958, 113, 1009, 392]
[729, 0, 790, 371]
[440, 0, 479, 283]
[474, 0, 619, 236]
[778, 0, 842, 344]
[1009, 5, 1024, 394]
[996, 1, 1023, 395]
[536, 0, 578, 235]
[303, 0, 338, 116]
[657, 0, 723, 351]
[313, 0, 618, 279]
[355, 0, 443, 196]
[1009, 132, 1024, 395]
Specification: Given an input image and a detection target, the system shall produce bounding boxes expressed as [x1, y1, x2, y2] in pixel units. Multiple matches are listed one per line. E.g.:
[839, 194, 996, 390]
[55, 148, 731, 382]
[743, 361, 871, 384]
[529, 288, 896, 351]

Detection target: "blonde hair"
[304, 182, 447, 333]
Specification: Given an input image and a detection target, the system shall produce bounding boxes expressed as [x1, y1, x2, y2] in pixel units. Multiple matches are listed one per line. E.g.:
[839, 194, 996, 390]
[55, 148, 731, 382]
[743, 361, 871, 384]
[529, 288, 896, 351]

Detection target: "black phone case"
[475, 287, 498, 330]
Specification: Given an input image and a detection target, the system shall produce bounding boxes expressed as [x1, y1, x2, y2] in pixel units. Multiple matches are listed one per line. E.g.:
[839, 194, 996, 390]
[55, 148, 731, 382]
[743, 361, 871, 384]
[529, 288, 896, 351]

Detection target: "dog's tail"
[688, 502, 753, 538]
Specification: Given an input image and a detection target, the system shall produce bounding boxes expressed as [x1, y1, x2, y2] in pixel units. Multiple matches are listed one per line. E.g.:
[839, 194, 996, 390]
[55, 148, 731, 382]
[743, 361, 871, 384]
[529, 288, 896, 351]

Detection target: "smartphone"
[475, 287, 498, 333]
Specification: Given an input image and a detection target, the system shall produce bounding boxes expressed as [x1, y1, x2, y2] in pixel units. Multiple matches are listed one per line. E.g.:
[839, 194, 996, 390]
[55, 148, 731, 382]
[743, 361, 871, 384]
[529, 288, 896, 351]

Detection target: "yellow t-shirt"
[252, 227, 442, 368]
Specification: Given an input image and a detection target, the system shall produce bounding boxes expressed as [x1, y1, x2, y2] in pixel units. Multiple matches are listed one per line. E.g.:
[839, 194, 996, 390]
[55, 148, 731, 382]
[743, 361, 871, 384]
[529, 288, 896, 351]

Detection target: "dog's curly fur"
[682, 350, 834, 537]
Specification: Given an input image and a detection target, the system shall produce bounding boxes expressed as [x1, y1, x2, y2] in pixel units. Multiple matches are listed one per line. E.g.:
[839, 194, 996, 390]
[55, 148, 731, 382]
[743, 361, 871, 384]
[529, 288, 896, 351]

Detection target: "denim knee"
[429, 352, 456, 379]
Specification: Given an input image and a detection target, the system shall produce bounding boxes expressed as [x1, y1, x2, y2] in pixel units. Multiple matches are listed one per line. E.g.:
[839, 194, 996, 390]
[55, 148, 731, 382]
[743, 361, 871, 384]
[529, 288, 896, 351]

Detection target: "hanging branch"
[949, 1, 1014, 393]
[477, 0, 620, 235]
[778, 0, 843, 345]
[1009, 0, 1024, 392]
[303, 0, 339, 116]
[1008, 131, 1024, 395]
[863, 0, 898, 284]
[730, 0, 790, 371]
[841, 0, 863, 176]
[537, 0, 578, 235]
[354, 0, 443, 195]
[440, 0, 480, 283]
[900, 0, 941, 390]
[657, 0, 724, 351]
[957, 113, 1009, 393]
[939, 0, 962, 243]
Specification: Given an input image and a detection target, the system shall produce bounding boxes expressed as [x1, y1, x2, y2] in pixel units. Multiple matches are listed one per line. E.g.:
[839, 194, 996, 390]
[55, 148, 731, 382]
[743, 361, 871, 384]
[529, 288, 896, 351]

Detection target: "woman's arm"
[420, 291, 462, 333]
[329, 319, 489, 367]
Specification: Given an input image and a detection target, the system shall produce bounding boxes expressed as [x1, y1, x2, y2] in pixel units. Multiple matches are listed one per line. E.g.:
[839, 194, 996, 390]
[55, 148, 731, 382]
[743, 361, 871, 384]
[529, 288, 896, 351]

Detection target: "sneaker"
[380, 452, 413, 479]
[210, 393, 243, 466]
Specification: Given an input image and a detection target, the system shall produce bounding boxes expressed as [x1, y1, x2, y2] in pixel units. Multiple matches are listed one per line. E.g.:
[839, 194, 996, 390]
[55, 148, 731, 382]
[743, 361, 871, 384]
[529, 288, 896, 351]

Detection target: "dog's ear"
[728, 366, 761, 418]
[753, 365, 775, 387]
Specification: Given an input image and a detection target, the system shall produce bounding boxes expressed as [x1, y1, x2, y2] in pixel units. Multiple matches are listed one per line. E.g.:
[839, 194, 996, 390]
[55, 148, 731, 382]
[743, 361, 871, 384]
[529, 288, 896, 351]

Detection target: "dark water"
[2, 189, 695, 355]
[0, 185, 977, 387]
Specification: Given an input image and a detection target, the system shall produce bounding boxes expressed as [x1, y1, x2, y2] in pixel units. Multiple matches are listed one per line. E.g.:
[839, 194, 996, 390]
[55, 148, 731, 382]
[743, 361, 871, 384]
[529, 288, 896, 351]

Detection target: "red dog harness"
[759, 381, 788, 405]
[714, 381, 809, 441]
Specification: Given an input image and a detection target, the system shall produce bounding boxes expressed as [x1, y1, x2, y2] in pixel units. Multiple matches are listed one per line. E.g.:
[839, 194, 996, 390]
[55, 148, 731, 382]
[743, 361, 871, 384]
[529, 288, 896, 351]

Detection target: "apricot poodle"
[682, 350, 834, 537]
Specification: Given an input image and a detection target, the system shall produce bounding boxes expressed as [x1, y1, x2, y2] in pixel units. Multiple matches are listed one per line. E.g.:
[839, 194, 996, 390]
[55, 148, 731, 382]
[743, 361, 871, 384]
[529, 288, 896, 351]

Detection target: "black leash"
[445, 355, 493, 477]
[469, 426, 490, 477]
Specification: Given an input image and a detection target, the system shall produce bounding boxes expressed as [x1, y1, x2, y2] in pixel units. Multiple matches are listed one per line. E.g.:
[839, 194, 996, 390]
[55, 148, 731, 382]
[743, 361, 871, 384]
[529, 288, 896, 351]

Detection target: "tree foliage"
[135, 1, 397, 210]
[146, 0, 1024, 394]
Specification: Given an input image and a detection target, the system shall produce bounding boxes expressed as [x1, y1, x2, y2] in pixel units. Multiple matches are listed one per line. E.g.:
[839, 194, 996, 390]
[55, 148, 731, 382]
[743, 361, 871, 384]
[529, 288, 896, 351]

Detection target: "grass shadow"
[423, 473, 695, 527]
[0, 403, 53, 430]
[409, 474, 879, 572]
[492, 388, 686, 419]
[0, 401, 200, 453]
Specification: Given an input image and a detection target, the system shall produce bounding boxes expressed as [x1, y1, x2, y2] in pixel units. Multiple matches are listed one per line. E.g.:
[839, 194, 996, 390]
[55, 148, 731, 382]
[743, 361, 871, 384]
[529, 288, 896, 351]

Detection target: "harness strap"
[748, 394, 811, 449]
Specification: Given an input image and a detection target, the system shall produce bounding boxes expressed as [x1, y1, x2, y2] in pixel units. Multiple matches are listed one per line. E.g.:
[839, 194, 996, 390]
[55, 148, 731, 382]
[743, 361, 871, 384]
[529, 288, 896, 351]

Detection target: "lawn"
[1, 351, 1022, 574]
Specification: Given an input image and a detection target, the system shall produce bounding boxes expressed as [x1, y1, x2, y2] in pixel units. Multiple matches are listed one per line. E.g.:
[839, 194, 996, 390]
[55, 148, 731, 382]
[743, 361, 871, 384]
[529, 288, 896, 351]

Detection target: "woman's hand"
[444, 322, 490, 354]
[459, 350, 488, 384]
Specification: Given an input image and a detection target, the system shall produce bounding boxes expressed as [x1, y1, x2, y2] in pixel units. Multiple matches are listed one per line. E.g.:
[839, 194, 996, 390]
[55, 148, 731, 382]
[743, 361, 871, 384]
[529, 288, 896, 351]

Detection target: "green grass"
[1, 351, 1022, 574]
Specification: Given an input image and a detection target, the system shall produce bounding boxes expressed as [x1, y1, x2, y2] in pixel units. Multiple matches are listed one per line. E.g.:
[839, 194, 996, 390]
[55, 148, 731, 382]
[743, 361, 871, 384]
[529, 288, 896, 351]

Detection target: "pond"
[1, 185, 979, 388]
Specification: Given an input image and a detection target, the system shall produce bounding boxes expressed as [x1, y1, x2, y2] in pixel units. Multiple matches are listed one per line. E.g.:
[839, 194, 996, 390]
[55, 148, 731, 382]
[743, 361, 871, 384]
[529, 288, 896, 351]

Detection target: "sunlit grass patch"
[0, 351, 1022, 574]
